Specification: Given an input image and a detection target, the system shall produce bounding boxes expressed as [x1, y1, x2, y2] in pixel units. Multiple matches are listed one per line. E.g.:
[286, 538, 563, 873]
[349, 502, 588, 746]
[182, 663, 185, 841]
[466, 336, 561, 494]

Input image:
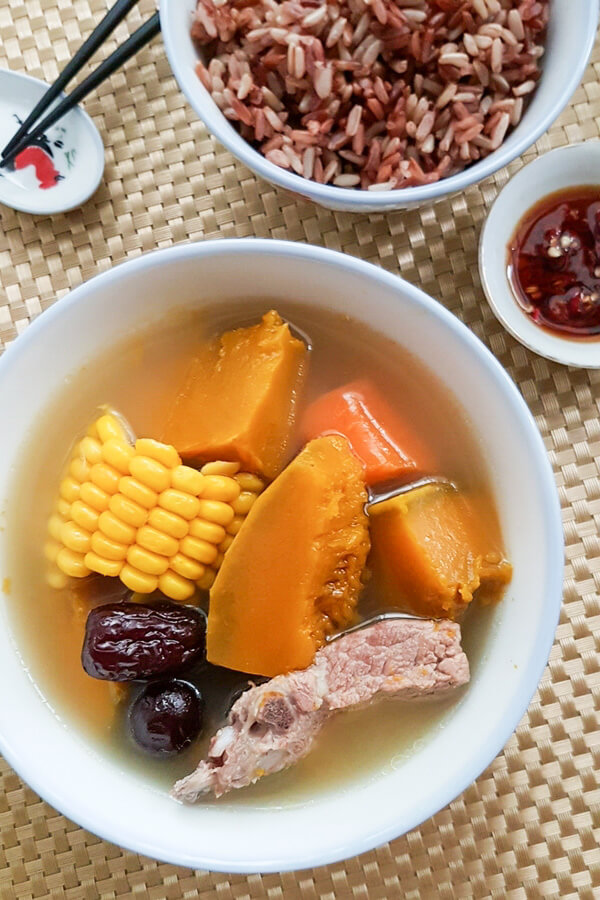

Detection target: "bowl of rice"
[160, 0, 598, 213]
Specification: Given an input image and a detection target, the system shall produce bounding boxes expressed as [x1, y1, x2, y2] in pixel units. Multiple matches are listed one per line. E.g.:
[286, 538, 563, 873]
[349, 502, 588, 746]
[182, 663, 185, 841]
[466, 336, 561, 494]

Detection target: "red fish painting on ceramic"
[13, 145, 61, 190]
[0, 116, 65, 191]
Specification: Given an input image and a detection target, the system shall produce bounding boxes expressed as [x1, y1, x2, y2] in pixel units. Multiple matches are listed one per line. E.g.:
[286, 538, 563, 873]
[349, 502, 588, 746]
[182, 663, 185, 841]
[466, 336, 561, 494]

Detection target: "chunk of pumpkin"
[162, 311, 307, 480]
[369, 482, 512, 619]
[206, 435, 370, 676]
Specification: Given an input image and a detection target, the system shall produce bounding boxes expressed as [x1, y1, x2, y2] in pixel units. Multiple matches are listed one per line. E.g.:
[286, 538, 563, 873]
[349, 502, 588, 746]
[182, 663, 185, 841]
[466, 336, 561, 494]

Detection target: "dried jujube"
[82, 602, 206, 681]
[130, 679, 203, 756]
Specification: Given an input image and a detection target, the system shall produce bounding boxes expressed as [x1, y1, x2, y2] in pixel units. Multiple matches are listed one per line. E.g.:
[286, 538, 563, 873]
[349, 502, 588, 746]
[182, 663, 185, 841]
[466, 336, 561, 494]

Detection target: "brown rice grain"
[491, 38, 503, 74]
[266, 148, 291, 168]
[490, 111, 510, 149]
[333, 173, 361, 186]
[512, 79, 537, 96]
[508, 9, 525, 41]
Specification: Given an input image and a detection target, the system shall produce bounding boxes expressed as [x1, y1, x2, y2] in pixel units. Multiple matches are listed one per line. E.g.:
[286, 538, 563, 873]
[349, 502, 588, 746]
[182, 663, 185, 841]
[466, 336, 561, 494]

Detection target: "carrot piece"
[301, 379, 434, 485]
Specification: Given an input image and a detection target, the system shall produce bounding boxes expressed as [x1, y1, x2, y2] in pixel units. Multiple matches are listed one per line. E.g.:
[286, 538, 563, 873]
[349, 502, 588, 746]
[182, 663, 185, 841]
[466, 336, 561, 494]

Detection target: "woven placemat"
[1, 2, 599, 897]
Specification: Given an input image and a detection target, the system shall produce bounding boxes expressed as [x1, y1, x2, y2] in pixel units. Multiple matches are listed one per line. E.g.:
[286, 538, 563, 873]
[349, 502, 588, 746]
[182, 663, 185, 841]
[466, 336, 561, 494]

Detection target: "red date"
[82, 602, 206, 681]
[129, 679, 204, 756]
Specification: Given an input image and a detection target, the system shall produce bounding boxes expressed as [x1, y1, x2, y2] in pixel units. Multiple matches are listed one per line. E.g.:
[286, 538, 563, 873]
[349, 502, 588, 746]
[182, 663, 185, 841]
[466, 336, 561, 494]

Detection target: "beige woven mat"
[0, 2, 599, 897]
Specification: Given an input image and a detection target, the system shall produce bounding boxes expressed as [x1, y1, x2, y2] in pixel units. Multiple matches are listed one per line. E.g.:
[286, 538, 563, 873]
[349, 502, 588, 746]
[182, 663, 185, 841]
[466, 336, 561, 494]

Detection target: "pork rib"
[172, 618, 469, 801]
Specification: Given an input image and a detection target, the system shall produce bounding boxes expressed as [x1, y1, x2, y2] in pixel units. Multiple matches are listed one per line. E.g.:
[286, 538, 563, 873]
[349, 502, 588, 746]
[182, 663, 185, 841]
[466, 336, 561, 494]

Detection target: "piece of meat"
[171, 619, 469, 801]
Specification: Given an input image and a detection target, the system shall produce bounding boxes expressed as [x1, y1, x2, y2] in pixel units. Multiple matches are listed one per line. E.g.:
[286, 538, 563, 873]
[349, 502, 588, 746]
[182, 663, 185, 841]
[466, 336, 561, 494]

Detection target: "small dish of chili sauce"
[508, 186, 600, 338]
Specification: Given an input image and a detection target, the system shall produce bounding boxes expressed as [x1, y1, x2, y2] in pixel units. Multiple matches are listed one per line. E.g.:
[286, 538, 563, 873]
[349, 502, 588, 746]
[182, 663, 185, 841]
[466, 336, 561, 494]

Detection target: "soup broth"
[5, 301, 501, 804]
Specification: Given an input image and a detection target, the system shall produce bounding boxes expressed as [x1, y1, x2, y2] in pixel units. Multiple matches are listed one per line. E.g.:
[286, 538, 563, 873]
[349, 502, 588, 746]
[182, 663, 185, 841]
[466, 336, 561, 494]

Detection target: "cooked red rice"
[191, 0, 549, 190]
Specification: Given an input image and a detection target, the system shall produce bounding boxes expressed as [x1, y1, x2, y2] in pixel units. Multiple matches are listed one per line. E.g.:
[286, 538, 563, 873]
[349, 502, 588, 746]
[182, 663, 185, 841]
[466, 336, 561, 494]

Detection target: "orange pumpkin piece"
[162, 311, 307, 480]
[369, 482, 512, 619]
[206, 435, 370, 677]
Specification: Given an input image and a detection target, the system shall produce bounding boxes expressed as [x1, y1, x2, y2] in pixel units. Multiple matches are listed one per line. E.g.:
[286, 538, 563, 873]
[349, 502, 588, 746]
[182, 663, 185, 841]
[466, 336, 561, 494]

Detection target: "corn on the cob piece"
[198, 462, 266, 591]
[48, 414, 265, 601]
[45, 413, 130, 587]
[49, 419, 245, 602]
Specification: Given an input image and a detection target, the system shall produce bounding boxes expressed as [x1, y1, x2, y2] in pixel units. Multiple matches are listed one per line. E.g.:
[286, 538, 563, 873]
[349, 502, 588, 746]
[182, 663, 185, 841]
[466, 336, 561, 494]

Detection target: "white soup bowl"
[0, 240, 563, 871]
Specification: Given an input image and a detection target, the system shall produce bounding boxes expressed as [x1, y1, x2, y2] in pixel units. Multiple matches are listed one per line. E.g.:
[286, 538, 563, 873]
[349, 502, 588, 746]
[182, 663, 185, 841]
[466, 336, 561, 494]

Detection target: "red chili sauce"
[508, 186, 600, 338]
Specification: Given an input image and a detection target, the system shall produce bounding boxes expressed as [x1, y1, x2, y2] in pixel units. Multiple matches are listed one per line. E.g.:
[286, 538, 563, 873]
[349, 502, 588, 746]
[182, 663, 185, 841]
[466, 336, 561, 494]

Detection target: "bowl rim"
[479, 141, 600, 368]
[0, 239, 564, 871]
[159, 0, 599, 209]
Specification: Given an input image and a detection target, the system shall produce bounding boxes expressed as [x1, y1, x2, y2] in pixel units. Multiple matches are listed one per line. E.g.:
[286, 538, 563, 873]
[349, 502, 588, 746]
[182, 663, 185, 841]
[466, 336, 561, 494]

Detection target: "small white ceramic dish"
[160, 0, 599, 213]
[0, 69, 105, 215]
[479, 141, 600, 368]
[0, 240, 563, 872]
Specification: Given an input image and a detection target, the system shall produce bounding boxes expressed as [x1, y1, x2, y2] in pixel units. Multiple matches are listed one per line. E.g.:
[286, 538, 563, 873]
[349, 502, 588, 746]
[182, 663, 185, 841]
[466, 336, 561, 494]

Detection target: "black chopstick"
[1, 0, 142, 160]
[0, 12, 161, 169]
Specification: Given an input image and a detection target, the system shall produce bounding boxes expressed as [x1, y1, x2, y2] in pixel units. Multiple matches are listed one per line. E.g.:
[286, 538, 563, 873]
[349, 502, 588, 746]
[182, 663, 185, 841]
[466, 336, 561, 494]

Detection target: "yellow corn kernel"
[120, 476, 158, 509]
[235, 473, 265, 493]
[159, 489, 200, 521]
[102, 439, 135, 474]
[59, 476, 81, 503]
[80, 481, 111, 512]
[56, 497, 72, 518]
[98, 510, 136, 545]
[171, 465, 204, 496]
[69, 456, 91, 483]
[46, 568, 69, 589]
[127, 545, 169, 576]
[213, 550, 225, 569]
[44, 540, 61, 563]
[57, 547, 90, 578]
[179, 535, 218, 565]
[48, 513, 65, 541]
[226, 515, 245, 536]
[196, 498, 235, 527]
[87, 421, 99, 439]
[136, 525, 178, 557]
[96, 414, 127, 443]
[218, 534, 234, 553]
[169, 553, 205, 581]
[196, 568, 216, 591]
[158, 571, 196, 602]
[232, 491, 257, 516]
[200, 460, 240, 477]
[136, 438, 181, 470]
[188, 518, 226, 544]
[109, 493, 148, 528]
[120, 564, 158, 594]
[90, 462, 121, 495]
[129, 455, 171, 493]
[148, 507, 188, 540]
[91, 531, 128, 561]
[80, 435, 103, 465]
[60, 521, 92, 554]
[85, 551, 123, 577]
[71, 500, 100, 533]
[201, 475, 240, 503]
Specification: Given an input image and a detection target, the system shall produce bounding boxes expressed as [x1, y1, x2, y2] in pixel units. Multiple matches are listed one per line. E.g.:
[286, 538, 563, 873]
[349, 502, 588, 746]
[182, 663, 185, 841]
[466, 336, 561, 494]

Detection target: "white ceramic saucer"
[0, 68, 105, 215]
[479, 142, 600, 369]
